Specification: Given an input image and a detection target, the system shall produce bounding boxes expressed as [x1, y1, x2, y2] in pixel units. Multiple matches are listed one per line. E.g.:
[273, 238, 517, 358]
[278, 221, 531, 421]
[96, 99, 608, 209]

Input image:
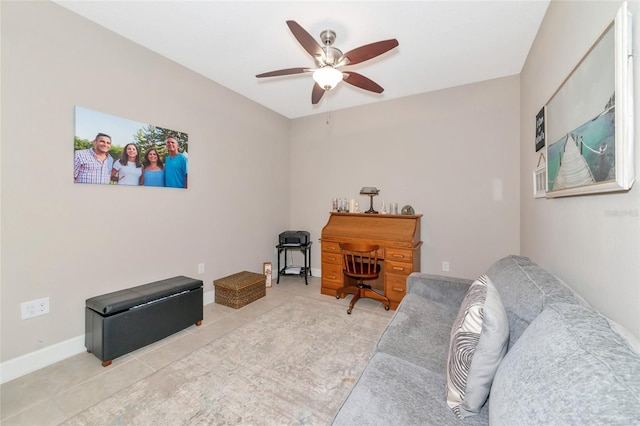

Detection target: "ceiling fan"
[256, 20, 399, 105]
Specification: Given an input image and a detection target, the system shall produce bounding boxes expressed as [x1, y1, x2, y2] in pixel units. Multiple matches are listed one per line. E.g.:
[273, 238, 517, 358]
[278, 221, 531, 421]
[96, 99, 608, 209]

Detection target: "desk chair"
[337, 243, 390, 314]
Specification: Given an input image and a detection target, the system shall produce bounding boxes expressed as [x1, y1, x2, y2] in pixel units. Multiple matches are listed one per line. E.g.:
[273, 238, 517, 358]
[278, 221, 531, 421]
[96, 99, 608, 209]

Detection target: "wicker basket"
[214, 271, 266, 309]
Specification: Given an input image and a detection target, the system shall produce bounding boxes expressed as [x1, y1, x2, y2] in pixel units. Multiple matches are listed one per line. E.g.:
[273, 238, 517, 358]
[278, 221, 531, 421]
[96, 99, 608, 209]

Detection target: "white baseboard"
[0, 290, 217, 385]
[0, 335, 86, 384]
[203, 289, 215, 305]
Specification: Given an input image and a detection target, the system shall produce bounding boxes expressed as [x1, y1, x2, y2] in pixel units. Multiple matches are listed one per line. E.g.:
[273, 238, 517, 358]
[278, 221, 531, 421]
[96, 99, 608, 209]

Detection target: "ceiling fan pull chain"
[326, 97, 330, 125]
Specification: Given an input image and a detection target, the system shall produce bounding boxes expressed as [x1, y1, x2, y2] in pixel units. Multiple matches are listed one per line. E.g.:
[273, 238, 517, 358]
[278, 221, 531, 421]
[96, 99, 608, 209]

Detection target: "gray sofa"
[332, 255, 640, 425]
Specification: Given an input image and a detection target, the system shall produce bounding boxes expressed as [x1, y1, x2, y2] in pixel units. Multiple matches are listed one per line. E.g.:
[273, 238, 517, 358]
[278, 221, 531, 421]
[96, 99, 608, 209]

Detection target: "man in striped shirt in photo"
[74, 133, 114, 184]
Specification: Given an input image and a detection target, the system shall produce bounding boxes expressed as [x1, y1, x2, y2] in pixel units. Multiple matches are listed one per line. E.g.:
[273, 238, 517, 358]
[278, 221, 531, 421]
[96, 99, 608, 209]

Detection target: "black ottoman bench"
[85, 276, 203, 366]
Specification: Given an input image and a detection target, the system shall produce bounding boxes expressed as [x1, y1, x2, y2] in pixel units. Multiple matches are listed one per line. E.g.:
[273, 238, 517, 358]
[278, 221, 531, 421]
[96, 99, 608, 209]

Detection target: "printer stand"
[276, 242, 312, 285]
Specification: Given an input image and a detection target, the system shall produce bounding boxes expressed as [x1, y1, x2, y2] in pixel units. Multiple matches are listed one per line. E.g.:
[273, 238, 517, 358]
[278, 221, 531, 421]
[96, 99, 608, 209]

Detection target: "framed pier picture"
[545, 2, 634, 198]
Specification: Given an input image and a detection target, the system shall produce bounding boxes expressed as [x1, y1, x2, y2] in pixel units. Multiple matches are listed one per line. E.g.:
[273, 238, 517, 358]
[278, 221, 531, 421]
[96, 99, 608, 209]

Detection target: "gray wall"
[289, 76, 521, 279]
[1, 1, 291, 363]
[520, 0, 640, 338]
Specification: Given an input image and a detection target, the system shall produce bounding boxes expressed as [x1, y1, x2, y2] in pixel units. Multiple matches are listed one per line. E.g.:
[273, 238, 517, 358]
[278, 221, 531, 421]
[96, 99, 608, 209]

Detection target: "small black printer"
[278, 230, 310, 246]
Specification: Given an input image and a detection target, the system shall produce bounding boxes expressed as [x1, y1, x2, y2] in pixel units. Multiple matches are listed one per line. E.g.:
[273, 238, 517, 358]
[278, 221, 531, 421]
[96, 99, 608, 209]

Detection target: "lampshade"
[360, 187, 379, 195]
[313, 67, 343, 90]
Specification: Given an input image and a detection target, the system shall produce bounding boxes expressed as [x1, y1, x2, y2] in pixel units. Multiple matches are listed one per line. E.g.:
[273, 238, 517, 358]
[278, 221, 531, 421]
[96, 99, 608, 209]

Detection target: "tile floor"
[0, 275, 393, 425]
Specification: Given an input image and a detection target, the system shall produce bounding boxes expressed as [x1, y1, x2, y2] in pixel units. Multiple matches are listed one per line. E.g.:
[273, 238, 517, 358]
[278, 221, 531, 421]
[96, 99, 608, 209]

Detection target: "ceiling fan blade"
[256, 67, 312, 78]
[343, 72, 384, 93]
[312, 83, 325, 104]
[339, 39, 399, 66]
[286, 20, 325, 59]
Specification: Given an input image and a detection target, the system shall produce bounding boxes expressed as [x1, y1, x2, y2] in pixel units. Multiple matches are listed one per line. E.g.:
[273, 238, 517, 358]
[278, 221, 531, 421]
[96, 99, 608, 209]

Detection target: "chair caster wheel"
[336, 295, 340, 299]
[385, 306, 390, 311]
[347, 309, 352, 314]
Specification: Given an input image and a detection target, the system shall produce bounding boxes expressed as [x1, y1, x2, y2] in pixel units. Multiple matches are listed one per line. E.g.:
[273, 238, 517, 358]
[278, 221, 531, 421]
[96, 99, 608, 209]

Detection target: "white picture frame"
[533, 165, 547, 198]
[263, 262, 272, 288]
[545, 3, 634, 198]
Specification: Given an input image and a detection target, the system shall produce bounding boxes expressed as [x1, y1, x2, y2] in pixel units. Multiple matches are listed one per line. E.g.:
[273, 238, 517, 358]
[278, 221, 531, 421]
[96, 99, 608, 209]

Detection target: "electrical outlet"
[198, 263, 205, 274]
[442, 261, 450, 272]
[20, 297, 50, 319]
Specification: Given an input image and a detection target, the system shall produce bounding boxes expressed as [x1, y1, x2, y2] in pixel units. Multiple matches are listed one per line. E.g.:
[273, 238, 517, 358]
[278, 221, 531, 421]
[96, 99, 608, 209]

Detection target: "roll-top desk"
[320, 212, 422, 310]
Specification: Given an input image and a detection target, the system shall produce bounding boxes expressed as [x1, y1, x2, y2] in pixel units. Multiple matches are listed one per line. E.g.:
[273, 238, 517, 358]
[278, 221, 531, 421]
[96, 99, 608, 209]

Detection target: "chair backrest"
[341, 243, 380, 279]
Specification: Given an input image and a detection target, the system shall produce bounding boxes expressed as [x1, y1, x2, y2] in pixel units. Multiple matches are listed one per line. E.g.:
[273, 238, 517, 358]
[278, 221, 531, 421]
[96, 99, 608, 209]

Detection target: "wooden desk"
[320, 212, 422, 310]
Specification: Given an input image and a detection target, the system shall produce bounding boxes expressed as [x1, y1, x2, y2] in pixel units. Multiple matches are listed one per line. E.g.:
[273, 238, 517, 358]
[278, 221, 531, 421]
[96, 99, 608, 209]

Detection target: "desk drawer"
[322, 241, 341, 253]
[322, 252, 341, 265]
[322, 263, 343, 284]
[385, 248, 413, 263]
[384, 273, 407, 302]
[385, 259, 412, 275]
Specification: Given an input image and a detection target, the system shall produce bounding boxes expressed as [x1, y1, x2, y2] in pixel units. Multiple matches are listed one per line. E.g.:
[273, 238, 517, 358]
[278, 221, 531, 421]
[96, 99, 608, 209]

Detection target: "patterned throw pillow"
[446, 274, 509, 419]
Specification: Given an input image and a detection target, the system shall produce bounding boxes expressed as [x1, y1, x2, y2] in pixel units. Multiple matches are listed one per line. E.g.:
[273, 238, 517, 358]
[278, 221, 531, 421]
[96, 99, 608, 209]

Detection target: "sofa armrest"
[406, 272, 473, 310]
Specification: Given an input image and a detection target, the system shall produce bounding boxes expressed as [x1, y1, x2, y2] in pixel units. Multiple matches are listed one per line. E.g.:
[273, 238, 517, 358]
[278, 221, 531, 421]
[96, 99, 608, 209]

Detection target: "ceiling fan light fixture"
[313, 67, 343, 91]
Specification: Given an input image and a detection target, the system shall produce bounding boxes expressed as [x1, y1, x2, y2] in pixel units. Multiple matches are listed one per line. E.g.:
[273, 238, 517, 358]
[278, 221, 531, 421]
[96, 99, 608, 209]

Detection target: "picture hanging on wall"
[533, 165, 546, 199]
[74, 106, 189, 189]
[535, 106, 545, 152]
[545, 2, 634, 198]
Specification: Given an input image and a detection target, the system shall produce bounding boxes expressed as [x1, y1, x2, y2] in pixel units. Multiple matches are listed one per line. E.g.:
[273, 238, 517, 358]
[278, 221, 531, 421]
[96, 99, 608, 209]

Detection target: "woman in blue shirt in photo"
[141, 148, 165, 187]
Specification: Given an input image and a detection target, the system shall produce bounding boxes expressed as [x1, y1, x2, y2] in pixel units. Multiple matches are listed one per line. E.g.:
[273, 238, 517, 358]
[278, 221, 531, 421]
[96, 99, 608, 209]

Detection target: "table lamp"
[360, 187, 380, 214]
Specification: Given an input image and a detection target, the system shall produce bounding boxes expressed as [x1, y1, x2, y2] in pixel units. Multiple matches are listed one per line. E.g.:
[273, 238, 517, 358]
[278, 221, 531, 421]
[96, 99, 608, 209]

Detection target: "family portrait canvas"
[74, 106, 189, 189]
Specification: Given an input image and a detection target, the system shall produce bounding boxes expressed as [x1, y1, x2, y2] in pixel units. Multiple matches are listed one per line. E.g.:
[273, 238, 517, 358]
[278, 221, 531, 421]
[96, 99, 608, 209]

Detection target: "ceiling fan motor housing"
[317, 30, 343, 66]
[317, 47, 343, 66]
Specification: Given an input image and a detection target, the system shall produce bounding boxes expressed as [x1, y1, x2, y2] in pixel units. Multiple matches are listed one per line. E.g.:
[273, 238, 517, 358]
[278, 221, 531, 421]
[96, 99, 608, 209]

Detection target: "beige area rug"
[65, 296, 390, 425]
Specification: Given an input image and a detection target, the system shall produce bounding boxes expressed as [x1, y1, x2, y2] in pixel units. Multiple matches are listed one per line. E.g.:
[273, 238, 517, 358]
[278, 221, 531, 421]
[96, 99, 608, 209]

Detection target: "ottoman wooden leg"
[196, 320, 202, 326]
[102, 360, 112, 367]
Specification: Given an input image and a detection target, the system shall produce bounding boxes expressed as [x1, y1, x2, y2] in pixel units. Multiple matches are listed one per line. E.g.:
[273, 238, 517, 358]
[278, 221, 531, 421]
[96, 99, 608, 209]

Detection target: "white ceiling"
[54, 1, 550, 119]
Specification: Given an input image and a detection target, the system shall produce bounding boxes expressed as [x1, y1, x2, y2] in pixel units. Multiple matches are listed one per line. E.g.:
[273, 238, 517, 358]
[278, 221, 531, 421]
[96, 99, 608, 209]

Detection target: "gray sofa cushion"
[407, 273, 473, 310]
[490, 303, 640, 425]
[486, 255, 581, 348]
[332, 352, 469, 425]
[376, 293, 458, 372]
[446, 275, 509, 419]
